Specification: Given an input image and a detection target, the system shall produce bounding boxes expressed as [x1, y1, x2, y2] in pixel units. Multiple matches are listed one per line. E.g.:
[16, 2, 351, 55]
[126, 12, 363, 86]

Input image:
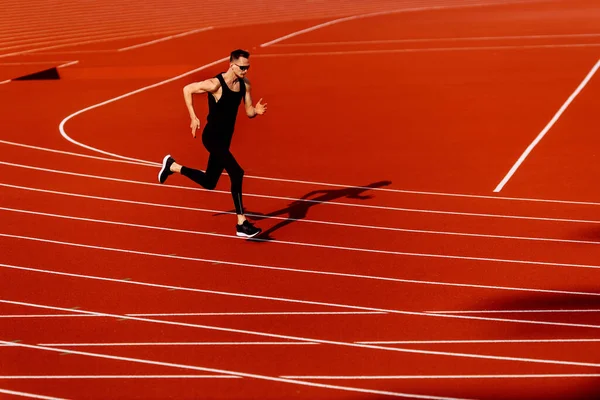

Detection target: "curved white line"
[59, 57, 227, 166]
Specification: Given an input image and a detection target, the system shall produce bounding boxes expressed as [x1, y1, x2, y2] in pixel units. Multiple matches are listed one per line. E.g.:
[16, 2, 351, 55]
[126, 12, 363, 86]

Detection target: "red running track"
[2, 0, 600, 399]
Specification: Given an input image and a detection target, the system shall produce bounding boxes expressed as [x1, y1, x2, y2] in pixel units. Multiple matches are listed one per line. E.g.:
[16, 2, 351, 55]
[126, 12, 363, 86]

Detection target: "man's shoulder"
[204, 76, 221, 90]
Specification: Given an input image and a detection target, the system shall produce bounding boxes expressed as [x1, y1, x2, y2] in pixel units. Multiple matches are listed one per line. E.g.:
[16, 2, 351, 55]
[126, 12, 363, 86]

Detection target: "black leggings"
[180, 149, 245, 215]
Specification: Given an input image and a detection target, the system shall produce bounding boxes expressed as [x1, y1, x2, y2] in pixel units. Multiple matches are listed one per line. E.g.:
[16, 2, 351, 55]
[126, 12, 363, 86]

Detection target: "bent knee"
[205, 180, 218, 190]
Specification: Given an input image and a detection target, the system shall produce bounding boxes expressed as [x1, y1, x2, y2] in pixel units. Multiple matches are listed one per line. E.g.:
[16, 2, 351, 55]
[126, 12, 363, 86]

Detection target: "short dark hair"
[230, 49, 250, 62]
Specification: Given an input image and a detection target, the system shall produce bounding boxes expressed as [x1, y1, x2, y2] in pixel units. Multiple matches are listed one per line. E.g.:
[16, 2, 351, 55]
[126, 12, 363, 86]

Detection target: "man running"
[158, 49, 267, 238]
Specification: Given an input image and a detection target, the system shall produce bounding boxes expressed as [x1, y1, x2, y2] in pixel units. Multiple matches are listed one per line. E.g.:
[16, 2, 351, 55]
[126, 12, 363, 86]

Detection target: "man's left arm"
[244, 79, 267, 118]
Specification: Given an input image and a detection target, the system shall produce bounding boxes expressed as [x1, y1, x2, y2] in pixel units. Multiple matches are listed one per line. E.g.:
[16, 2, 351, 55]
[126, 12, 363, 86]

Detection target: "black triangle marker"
[13, 67, 60, 81]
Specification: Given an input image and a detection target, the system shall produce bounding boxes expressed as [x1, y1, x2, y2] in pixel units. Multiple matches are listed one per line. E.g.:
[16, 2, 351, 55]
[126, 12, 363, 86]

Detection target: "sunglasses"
[234, 63, 250, 71]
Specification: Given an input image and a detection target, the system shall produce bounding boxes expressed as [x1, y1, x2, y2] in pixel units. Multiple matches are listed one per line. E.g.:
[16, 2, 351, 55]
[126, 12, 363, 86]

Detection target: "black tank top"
[205, 73, 246, 135]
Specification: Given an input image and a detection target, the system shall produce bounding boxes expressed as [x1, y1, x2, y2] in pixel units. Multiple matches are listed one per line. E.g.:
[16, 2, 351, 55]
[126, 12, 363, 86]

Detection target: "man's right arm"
[183, 78, 218, 137]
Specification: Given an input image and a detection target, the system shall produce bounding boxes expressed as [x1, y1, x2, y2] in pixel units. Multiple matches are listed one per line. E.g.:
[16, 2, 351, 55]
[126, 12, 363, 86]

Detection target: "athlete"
[158, 49, 267, 238]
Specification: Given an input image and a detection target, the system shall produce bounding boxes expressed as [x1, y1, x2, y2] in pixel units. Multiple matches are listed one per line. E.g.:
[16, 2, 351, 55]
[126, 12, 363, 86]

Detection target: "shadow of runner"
[245, 180, 392, 241]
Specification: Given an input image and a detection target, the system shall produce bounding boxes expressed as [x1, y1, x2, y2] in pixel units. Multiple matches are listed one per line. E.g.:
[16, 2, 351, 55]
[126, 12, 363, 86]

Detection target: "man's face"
[231, 57, 250, 78]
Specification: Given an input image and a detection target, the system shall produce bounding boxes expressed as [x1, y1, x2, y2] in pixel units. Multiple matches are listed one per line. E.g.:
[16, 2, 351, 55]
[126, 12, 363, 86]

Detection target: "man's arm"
[183, 78, 219, 137]
[243, 79, 267, 118]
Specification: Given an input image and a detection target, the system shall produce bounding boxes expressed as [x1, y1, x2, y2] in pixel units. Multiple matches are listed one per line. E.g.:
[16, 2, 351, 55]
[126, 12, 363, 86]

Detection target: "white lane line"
[1, 341, 451, 400]
[29, 340, 600, 346]
[5, 182, 600, 246]
[0, 140, 157, 166]
[358, 338, 600, 344]
[0, 314, 95, 318]
[259, 3, 525, 47]
[270, 33, 600, 46]
[6, 205, 600, 272]
[0, 80, 10, 85]
[4, 233, 600, 301]
[0, 61, 74, 66]
[0, 388, 67, 400]
[257, 44, 600, 57]
[0, 311, 385, 318]
[0, 29, 190, 58]
[4, 299, 600, 369]
[429, 309, 600, 314]
[0, 29, 166, 51]
[56, 60, 78, 69]
[128, 311, 386, 316]
[4, 261, 600, 341]
[6, 205, 600, 269]
[117, 27, 213, 51]
[38, 342, 317, 347]
[280, 373, 600, 380]
[0, 375, 236, 379]
[494, 58, 600, 192]
[5, 140, 600, 208]
[35, 50, 115, 55]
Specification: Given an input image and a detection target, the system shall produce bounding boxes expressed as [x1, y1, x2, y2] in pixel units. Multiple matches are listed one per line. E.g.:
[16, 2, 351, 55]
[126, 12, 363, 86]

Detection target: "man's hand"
[190, 117, 200, 138]
[254, 98, 267, 115]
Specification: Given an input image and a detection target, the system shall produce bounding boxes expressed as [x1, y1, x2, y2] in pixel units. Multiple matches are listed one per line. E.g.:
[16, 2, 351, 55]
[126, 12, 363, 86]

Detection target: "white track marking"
[5, 182, 600, 245]
[4, 232, 600, 300]
[39, 342, 317, 347]
[429, 309, 600, 314]
[0, 388, 67, 400]
[0, 375, 236, 379]
[58, 57, 227, 164]
[0, 341, 452, 400]
[0, 311, 384, 318]
[7, 161, 600, 224]
[4, 299, 600, 369]
[0, 61, 75, 66]
[56, 60, 78, 69]
[117, 27, 213, 51]
[5, 140, 600, 207]
[6, 373, 597, 381]
[494, 58, 600, 192]
[270, 33, 600, 46]
[35, 50, 115, 55]
[280, 373, 600, 380]
[0, 140, 157, 166]
[257, 44, 600, 57]
[3, 261, 600, 336]
[7, 205, 600, 268]
[358, 339, 600, 344]
[0, 80, 11, 85]
[0, 29, 192, 58]
[259, 3, 531, 47]
[0, 314, 95, 318]
[0, 29, 175, 51]
[128, 311, 385, 316]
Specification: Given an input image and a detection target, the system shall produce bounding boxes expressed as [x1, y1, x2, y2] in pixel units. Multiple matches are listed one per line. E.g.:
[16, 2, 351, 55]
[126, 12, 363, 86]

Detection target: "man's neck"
[223, 69, 238, 83]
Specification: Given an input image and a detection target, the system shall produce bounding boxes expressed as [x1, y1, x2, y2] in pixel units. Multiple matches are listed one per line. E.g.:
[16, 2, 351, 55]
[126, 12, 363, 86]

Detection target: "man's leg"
[158, 154, 224, 190]
[179, 153, 224, 190]
[217, 149, 262, 238]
